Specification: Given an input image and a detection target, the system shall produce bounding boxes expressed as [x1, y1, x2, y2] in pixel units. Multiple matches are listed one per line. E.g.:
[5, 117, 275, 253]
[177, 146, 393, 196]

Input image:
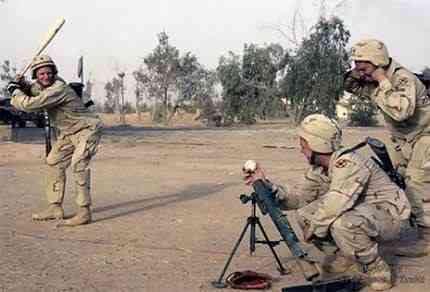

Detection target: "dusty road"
[1, 118, 429, 291]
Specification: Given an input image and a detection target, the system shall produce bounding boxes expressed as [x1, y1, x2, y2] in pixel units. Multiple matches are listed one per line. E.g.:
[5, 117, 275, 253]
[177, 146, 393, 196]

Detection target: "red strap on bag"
[226, 270, 273, 290]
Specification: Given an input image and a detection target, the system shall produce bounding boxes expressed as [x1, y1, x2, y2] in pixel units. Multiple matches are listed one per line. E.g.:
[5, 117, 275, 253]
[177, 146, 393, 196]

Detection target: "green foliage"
[151, 103, 166, 123]
[176, 52, 218, 109]
[103, 100, 115, 113]
[136, 103, 150, 113]
[217, 43, 287, 124]
[242, 43, 285, 120]
[217, 52, 244, 124]
[123, 101, 135, 114]
[280, 17, 351, 124]
[348, 96, 379, 127]
[139, 32, 180, 123]
[103, 78, 120, 113]
[0, 60, 16, 97]
[134, 31, 218, 124]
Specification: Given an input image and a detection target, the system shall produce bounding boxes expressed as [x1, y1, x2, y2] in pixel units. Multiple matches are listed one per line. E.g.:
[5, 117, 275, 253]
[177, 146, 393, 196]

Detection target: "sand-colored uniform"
[273, 148, 410, 264]
[11, 77, 102, 207]
[344, 59, 430, 224]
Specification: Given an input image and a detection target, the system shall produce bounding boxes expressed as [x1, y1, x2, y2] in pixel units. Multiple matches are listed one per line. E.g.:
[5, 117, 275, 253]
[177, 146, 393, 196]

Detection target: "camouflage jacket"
[11, 77, 101, 137]
[272, 147, 411, 238]
[344, 59, 430, 142]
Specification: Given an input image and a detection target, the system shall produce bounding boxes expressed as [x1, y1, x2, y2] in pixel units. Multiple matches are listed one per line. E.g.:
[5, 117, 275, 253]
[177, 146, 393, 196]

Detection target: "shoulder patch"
[335, 158, 352, 168]
[397, 77, 409, 87]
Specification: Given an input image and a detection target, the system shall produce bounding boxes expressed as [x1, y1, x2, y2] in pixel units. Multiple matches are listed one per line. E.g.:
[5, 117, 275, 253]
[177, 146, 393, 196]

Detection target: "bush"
[349, 99, 378, 127]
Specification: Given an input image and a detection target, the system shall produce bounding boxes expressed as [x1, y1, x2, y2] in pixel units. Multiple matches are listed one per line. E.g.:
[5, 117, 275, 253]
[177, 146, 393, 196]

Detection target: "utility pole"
[118, 72, 126, 124]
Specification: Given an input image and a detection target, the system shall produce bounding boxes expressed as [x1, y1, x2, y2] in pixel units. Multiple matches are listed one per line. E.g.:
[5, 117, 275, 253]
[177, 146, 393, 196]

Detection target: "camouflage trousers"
[392, 135, 430, 225]
[297, 203, 401, 265]
[328, 203, 400, 264]
[45, 127, 101, 207]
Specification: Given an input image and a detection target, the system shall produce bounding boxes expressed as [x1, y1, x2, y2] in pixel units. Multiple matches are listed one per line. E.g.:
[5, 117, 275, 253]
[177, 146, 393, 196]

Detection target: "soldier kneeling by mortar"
[243, 114, 411, 291]
[7, 55, 102, 226]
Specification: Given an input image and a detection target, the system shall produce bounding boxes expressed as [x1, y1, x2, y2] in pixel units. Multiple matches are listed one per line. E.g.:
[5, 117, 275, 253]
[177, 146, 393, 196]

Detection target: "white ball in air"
[243, 160, 257, 173]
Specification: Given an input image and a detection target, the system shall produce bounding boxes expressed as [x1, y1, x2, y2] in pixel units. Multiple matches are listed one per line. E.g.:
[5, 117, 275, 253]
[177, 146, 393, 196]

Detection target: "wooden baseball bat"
[18, 17, 66, 76]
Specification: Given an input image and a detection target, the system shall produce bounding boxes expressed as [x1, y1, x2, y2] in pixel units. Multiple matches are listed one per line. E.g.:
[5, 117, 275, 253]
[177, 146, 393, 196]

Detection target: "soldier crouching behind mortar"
[7, 55, 102, 226]
[243, 114, 410, 291]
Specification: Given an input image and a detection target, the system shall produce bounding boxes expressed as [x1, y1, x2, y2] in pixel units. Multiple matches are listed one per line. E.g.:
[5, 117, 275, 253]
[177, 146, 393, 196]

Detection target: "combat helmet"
[351, 39, 390, 67]
[298, 114, 342, 153]
[31, 55, 58, 79]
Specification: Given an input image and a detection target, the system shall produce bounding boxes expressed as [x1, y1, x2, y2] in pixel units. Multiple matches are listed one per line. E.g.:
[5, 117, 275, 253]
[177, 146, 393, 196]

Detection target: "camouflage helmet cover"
[351, 39, 390, 67]
[298, 114, 342, 153]
[31, 55, 58, 79]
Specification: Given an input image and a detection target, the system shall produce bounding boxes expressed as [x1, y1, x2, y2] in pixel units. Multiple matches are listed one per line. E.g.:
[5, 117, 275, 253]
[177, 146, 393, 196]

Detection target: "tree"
[0, 60, 16, 97]
[217, 43, 288, 125]
[348, 95, 378, 127]
[133, 78, 144, 121]
[141, 32, 180, 124]
[123, 101, 135, 114]
[242, 43, 285, 120]
[117, 72, 126, 124]
[103, 78, 120, 113]
[280, 16, 350, 123]
[176, 52, 218, 120]
[217, 52, 244, 124]
[135, 31, 218, 124]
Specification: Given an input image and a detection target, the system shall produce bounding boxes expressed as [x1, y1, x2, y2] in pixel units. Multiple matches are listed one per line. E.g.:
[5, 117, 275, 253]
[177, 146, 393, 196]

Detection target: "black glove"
[7, 81, 21, 95]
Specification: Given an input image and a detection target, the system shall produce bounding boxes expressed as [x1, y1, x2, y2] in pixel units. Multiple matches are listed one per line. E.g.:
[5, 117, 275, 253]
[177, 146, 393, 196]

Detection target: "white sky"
[1, 0, 430, 102]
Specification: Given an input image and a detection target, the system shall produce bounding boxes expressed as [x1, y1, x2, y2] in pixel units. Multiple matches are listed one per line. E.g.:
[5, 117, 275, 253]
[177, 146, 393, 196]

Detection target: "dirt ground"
[1, 114, 429, 291]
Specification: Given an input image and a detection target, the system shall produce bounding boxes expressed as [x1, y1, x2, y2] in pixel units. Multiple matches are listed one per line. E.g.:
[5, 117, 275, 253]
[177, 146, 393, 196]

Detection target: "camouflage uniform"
[267, 114, 409, 290]
[274, 149, 410, 265]
[10, 55, 102, 224]
[344, 39, 430, 228]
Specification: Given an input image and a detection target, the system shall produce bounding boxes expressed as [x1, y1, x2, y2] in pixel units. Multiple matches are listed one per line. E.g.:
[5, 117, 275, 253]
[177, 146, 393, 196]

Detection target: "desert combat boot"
[32, 203, 64, 220]
[58, 206, 92, 227]
[365, 257, 392, 291]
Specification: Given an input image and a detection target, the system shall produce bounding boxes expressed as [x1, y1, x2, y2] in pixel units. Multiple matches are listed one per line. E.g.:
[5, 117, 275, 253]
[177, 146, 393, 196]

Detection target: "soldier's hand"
[302, 224, 315, 242]
[345, 69, 362, 81]
[242, 161, 266, 186]
[371, 68, 387, 83]
[14, 74, 23, 82]
[7, 81, 21, 95]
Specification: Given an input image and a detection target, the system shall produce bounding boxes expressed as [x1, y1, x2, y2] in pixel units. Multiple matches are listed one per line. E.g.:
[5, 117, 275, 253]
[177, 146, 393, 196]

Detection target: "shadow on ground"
[92, 182, 236, 223]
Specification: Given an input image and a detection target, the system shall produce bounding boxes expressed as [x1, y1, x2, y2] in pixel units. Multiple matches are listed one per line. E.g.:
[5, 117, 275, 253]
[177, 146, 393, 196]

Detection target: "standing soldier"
[7, 55, 102, 226]
[244, 114, 410, 291]
[344, 39, 430, 255]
